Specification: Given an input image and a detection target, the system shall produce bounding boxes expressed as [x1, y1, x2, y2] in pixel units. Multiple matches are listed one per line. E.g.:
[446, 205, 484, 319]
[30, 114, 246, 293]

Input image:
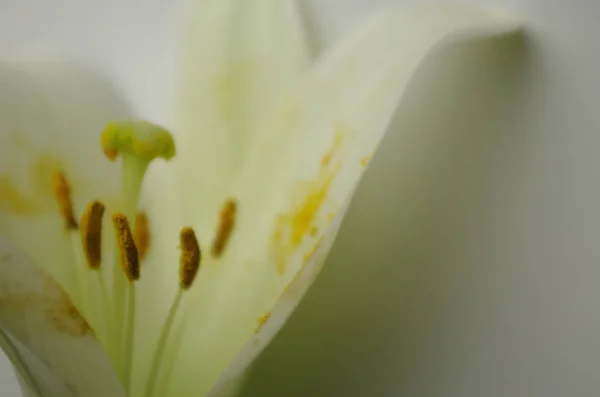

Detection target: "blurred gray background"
[1, 0, 599, 396]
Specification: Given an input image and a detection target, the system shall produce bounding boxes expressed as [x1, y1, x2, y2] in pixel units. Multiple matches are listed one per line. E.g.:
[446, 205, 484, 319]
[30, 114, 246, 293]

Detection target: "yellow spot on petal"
[290, 173, 334, 247]
[32, 155, 64, 197]
[0, 177, 38, 213]
[0, 154, 64, 214]
[320, 129, 343, 168]
[255, 312, 271, 334]
[361, 155, 372, 167]
[214, 62, 251, 120]
[303, 236, 324, 265]
[48, 294, 93, 336]
[270, 126, 348, 275]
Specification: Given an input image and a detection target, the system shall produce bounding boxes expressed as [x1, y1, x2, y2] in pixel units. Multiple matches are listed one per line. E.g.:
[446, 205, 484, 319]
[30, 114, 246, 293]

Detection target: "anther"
[52, 172, 78, 229]
[179, 227, 201, 290]
[112, 213, 140, 282]
[80, 201, 105, 269]
[211, 199, 237, 258]
[134, 212, 150, 260]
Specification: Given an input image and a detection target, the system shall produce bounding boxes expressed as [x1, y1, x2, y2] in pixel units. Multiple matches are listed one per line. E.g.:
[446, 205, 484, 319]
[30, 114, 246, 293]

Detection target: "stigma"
[101, 120, 176, 162]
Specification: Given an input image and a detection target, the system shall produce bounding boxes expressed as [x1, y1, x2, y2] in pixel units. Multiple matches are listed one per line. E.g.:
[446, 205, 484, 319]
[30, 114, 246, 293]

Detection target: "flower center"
[50, 121, 237, 397]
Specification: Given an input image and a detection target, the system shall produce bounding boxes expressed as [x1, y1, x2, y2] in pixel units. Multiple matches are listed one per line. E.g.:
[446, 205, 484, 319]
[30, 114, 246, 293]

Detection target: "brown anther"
[112, 213, 140, 282]
[211, 199, 237, 258]
[52, 172, 78, 229]
[134, 212, 150, 260]
[80, 201, 105, 269]
[179, 227, 201, 290]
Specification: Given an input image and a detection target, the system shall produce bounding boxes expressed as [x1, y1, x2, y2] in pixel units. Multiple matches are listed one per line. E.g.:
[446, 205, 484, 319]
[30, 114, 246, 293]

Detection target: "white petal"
[233, 29, 527, 396]
[200, 5, 520, 395]
[0, 61, 131, 310]
[0, 237, 124, 397]
[174, 0, 310, 242]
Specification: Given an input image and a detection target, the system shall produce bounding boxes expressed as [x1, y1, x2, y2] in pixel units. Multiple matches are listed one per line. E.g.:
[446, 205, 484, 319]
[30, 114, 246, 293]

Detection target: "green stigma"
[101, 120, 176, 162]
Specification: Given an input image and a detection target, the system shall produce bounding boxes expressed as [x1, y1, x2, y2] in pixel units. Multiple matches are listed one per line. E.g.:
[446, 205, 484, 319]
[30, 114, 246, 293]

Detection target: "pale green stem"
[123, 283, 137, 394]
[0, 329, 44, 397]
[67, 233, 87, 319]
[64, 232, 83, 311]
[95, 270, 111, 344]
[143, 289, 184, 397]
[154, 308, 190, 396]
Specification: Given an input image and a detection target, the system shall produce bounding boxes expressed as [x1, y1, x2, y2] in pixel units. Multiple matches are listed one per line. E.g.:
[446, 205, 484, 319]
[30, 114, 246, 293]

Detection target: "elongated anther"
[179, 227, 201, 290]
[52, 172, 78, 229]
[112, 213, 140, 282]
[211, 199, 237, 258]
[80, 201, 105, 269]
[134, 212, 150, 260]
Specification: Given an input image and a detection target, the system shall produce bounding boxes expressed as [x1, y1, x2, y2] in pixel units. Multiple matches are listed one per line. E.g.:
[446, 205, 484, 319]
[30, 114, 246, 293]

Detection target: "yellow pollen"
[255, 312, 272, 333]
[112, 213, 140, 282]
[52, 172, 78, 229]
[80, 201, 105, 269]
[361, 155, 372, 167]
[211, 199, 237, 258]
[179, 227, 201, 290]
[134, 212, 150, 260]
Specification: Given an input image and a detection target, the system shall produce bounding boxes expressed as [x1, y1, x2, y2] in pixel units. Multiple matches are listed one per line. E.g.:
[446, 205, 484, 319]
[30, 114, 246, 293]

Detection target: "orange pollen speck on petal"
[211, 199, 237, 258]
[361, 155, 372, 167]
[320, 130, 343, 167]
[52, 172, 78, 230]
[290, 173, 335, 247]
[112, 213, 140, 282]
[80, 201, 105, 270]
[255, 312, 272, 334]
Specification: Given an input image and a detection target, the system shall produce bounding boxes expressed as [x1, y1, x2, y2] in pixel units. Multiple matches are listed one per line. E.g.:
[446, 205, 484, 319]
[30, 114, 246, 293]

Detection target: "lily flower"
[0, 1, 519, 396]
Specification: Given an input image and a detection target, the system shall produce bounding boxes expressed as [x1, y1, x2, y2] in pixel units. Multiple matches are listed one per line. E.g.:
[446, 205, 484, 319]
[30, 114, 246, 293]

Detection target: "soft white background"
[1, 1, 599, 396]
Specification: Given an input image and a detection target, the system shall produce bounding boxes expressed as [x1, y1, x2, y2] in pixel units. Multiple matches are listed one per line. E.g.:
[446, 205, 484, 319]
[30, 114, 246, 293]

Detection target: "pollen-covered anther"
[52, 172, 78, 229]
[112, 213, 140, 282]
[80, 201, 105, 269]
[134, 212, 150, 260]
[179, 227, 201, 290]
[211, 199, 237, 258]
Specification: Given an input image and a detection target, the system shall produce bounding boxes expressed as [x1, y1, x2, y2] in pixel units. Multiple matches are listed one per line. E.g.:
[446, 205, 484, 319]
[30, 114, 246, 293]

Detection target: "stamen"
[211, 199, 237, 257]
[52, 172, 78, 229]
[111, 213, 140, 282]
[144, 228, 201, 397]
[179, 227, 201, 290]
[134, 212, 150, 260]
[80, 201, 105, 269]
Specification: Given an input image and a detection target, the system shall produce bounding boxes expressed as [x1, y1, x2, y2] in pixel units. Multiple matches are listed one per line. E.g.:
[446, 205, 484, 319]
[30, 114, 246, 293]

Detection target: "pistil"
[100, 120, 176, 386]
